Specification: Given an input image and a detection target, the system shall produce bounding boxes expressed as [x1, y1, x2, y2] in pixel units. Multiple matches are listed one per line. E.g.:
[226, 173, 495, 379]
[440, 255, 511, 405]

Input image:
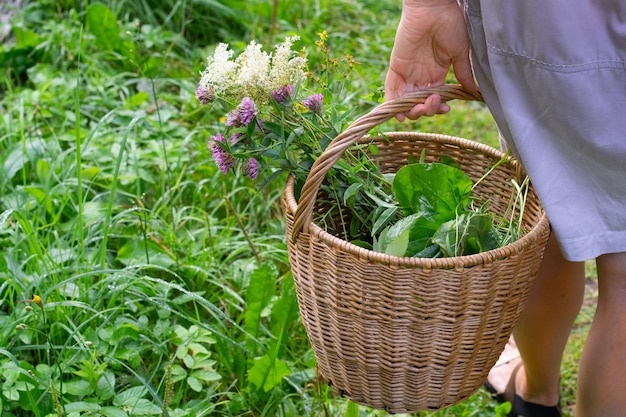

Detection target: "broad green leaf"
[345, 400, 360, 417]
[380, 213, 439, 257]
[187, 376, 203, 392]
[64, 402, 100, 413]
[170, 364, 187, 383]
[393, 162, 472, 220]
[111, 323, 140, 342]
[269, 274, 299, 355]
[244, 262, 278, 347]
[62, 379, 93, 396]
[125, 399, 161, 415]
[187, 342, 209, 355]
[99, 407, 129, 417]
[86, 4, 124, 53]
[383, 224, 409, 257]
[13, 27, 41, 49]
[191, 369, 221, 382]
[96, 371, 116, 401]
[248, 355, 291, 392]
[113, 386, 147, 407]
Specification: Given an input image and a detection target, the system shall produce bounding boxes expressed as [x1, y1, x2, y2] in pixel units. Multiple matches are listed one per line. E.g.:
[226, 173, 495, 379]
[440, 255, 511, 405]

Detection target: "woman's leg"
[489, 233, 586, 406]
[576, 251, 626, 416]
[512, 233, 586, 406]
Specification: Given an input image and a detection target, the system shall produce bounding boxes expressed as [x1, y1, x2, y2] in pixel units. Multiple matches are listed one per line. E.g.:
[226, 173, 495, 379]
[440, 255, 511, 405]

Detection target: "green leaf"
[190, 369, 221, 383]
[64, 401, 100, 413]
[380, 213, 439, 257]
[13, 27, 41, 49]
[96, 371, 116, 401]
[269, 275, 299, 354]
[393, 162, 472, 220]
[116, 240, 175, 267]
[187, 376, 203, 392]
[62, 379, 93, 396]
[372, 206, 398, 236]
[113, 386, 147, 407]
[381, 223, 409, 257]
[247, 355, 291, 392]
[99, 407, 129, 417]
[111, 323, 140, 343]
[342, 182, 362, 206]
[244, 262, 278, 347]
[35, 159, 50, 184]
[86, 4, 124, 53]
[125, 399, 161, 415]
[432, 213, 498, 257]
[345, 400, 360, 417]
[125, 92, 150, 108]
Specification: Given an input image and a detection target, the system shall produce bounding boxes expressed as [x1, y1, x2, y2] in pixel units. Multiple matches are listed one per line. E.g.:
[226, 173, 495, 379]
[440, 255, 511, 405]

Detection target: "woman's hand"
[384, 0, 478, 121]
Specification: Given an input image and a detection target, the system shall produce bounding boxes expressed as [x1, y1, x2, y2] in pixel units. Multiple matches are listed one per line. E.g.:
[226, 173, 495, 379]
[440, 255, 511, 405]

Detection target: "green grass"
[0, 1, 594, 416]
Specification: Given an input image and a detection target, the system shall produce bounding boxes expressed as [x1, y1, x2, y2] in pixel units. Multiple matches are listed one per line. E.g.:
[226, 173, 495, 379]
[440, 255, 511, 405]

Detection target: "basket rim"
[285, 131, 550, 269]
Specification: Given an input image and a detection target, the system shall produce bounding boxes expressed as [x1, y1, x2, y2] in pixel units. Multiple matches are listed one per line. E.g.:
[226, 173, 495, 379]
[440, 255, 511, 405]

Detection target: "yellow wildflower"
[32, 294, 43, 307]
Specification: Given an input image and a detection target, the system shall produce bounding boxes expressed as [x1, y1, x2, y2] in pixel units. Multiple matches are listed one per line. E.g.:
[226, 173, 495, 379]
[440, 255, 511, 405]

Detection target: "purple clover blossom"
[196, 85, 215, 105]
[225, 111, 241, 127]
[239, 97, 258, 126]
[243, 158, 260, 180]
[302, 93, 323, 114]
[271, 85, 294, 105]
[230, 133, 244, 144]
[209, 133, 236, 174]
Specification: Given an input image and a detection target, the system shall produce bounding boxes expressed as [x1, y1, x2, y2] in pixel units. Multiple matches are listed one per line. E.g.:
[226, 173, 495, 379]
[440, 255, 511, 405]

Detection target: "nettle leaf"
[392, 162, 472, 220]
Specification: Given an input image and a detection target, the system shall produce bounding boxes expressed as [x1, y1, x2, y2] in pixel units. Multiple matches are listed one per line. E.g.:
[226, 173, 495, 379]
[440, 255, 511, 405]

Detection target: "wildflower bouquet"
[196, 35, 393, 244]
[197, 35, 527, 257]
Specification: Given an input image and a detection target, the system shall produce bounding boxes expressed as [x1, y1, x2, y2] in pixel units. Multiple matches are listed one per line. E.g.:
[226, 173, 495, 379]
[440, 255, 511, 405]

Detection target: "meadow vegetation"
[0, 1, 593, 416]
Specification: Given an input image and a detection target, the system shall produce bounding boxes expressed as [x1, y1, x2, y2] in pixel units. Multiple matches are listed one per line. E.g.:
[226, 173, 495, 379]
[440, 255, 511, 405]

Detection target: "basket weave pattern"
[283, 86, 550, 413]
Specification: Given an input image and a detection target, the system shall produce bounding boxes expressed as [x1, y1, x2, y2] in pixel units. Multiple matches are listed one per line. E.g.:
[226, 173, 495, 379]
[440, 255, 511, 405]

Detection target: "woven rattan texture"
[284, 132, 550, 413]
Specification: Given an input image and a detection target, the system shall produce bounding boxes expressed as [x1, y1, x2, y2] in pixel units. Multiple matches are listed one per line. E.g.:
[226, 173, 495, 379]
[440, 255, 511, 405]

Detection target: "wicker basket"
[283, 85, 551, 413]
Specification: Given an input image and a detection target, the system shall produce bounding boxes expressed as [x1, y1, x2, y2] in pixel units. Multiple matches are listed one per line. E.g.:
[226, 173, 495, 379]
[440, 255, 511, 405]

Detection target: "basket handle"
[291, 84, 484, 241]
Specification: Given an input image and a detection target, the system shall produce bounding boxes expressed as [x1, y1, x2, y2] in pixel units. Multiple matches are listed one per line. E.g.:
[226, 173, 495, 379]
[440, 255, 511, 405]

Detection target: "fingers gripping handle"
[291, 84, 483, 242]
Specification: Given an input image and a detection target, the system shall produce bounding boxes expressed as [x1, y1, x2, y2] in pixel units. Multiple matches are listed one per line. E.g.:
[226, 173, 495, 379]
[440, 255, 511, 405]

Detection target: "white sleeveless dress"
[464, 0, 626, 261]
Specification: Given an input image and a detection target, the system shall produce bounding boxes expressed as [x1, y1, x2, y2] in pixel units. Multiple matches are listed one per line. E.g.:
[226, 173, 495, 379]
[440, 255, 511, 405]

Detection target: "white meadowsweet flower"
[269, 36, 307, 92]
[199, 43, 240, 100]
[197, 37, 308, 105]
[235, 40, 272, 104]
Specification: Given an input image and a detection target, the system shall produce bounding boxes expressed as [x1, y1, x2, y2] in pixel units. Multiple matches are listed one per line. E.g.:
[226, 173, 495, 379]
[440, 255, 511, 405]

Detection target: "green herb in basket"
[372, 154, 527, 258]
[196, 37, 527, 259]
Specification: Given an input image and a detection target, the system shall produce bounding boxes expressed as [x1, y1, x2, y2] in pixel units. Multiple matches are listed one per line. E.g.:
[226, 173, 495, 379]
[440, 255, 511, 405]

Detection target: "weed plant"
[0, 1, 588, 416]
